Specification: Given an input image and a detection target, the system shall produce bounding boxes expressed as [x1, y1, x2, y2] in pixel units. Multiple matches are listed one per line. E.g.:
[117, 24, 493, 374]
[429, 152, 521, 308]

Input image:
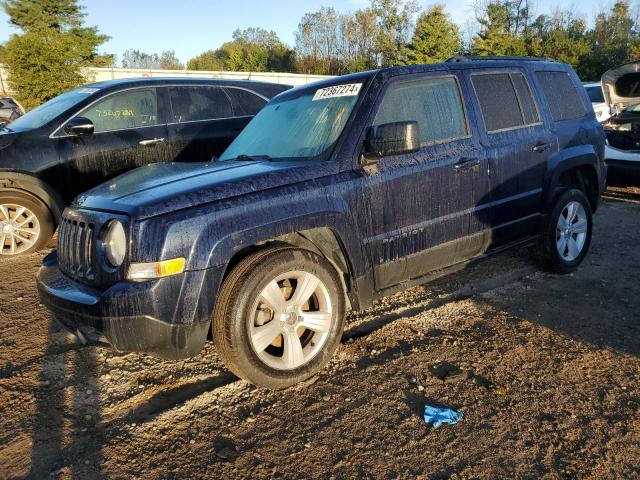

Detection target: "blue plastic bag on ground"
[423, 404, 463, 427]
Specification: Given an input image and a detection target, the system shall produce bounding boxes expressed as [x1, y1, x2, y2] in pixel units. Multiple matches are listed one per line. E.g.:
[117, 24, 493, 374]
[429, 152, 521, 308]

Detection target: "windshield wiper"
[231, 154, 272, 162]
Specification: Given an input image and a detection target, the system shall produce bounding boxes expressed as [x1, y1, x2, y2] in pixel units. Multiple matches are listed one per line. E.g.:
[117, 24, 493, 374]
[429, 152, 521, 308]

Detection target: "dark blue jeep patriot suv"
[38, 57, 606, 389]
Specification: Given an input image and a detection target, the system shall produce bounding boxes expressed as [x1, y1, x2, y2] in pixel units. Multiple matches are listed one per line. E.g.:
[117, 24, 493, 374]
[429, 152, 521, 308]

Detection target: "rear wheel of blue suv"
[541, 189, 593, 273]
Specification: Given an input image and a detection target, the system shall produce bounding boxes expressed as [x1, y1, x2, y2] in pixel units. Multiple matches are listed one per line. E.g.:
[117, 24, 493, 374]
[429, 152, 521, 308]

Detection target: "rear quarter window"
[536, 71, 587, 122]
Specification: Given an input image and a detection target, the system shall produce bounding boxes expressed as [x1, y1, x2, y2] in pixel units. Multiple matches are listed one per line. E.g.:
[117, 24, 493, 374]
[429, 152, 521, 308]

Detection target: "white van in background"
[584, 82, 610, 122]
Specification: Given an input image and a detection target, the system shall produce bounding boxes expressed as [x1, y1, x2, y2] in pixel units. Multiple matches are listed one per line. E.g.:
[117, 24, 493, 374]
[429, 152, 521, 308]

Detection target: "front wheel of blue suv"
[541, 188, 593, 274]
[213, 247, 346, 390]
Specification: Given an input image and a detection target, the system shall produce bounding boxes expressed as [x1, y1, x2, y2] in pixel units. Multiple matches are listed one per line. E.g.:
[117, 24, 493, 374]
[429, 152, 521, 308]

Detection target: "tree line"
[184, 0, 639, 83]
[2, 0, 639, 109]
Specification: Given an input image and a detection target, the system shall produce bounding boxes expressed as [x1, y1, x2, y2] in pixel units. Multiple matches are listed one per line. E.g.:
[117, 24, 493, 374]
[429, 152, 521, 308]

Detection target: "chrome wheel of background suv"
[0, 202, 40, 255]
[556, 201, 588, 261]
[249, 270, 333, 370]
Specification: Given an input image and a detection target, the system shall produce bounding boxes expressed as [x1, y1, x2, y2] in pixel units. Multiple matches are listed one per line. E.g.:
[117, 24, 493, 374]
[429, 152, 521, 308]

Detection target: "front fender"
[132, 183, 364, 275]
[195, 193, 359, 270]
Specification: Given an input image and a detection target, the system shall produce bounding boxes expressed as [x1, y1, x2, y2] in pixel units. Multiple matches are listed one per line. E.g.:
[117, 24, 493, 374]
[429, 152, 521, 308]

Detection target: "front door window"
[79, 88, 159, 133]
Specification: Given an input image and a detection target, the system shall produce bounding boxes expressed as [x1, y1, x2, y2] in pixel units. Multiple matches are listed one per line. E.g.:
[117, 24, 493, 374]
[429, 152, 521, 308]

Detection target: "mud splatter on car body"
[37, 58, 605, 365]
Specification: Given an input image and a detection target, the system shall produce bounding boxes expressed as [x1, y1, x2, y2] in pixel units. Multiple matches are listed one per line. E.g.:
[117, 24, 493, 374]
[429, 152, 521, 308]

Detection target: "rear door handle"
[454, 157, 480, 171]
[532, 142, 552, 153]
[139, 137, 165, 147]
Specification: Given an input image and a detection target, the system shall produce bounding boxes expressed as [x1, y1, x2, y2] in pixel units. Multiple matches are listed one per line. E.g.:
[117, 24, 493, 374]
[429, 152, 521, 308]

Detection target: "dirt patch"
[1, 186, 639, 479]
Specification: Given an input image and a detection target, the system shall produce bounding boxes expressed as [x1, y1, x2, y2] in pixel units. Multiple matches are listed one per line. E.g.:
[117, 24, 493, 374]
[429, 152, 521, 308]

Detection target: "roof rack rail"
[446, 55, 557, 63]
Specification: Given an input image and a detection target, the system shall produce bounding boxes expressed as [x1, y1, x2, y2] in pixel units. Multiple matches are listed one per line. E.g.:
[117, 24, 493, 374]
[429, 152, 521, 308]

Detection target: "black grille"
[58, 216, 94, 281]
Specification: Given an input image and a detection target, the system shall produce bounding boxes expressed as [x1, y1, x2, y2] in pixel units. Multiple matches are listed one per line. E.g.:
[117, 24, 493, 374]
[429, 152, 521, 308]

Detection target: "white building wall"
[0, 65, 333, 96]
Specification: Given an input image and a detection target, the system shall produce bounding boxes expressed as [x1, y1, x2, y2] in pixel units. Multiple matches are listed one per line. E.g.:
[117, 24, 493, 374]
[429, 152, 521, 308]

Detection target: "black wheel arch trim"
[216, 224, 360, 311]
[0, 171, 65, 223]
[543, 145, 604, 213]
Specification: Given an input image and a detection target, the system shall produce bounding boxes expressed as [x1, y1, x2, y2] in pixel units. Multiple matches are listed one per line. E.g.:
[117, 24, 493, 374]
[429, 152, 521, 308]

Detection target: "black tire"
[541, 188, 593, 274]
[0, 190, 54, 257]
[213, 247, 346, 389]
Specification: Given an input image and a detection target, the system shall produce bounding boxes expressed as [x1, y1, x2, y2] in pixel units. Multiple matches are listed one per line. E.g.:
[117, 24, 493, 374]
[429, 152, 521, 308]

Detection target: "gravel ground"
[0, 183, 639, 480]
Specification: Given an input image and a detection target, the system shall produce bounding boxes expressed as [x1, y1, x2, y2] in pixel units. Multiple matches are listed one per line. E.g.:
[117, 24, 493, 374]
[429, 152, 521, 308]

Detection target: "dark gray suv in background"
[0, 78, 290, 256]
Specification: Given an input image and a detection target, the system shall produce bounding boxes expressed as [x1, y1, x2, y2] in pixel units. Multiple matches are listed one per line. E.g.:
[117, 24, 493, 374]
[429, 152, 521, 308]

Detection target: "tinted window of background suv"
[373, 76, 468, 146]
[536, 71, 587, 122]
[169, 86, 233, 123]
[226, 88, 267, 116]
[472, 73, 540, 132]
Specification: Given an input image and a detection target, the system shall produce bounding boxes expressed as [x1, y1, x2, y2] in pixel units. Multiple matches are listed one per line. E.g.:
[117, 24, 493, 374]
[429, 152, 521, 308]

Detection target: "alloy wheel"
[0, 203, 40, 256]
[556, 200, 588, 262]
[248, 270, 333, 370]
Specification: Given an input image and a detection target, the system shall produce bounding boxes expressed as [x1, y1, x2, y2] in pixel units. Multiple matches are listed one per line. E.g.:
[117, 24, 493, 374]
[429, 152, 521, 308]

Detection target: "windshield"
[622, 103, 640, 113]
[219, 83, 362, 162]
[7, 87, 99, 131]
[586, 85, 605, 103]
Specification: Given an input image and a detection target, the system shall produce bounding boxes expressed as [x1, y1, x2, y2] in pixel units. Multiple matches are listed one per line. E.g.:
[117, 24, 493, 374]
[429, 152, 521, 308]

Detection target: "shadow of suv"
[0, 78, 290, 256]
[38, 57, 606, 389]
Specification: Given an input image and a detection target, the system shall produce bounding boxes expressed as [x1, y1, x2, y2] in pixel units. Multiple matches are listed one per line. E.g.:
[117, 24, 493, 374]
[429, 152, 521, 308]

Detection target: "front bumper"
[604, 145, 640, 177]
[37, 252, 224, 360]
[605, 144, 640, 163]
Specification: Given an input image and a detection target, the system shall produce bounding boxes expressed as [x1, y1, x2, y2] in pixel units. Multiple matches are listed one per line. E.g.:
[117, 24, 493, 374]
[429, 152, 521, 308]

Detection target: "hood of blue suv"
[74, 160, 317, 219]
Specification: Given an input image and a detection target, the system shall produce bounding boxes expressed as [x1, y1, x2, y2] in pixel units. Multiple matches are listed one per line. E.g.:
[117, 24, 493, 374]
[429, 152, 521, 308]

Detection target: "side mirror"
[362, 121, 420, 162]
[64, 117, 94, 136]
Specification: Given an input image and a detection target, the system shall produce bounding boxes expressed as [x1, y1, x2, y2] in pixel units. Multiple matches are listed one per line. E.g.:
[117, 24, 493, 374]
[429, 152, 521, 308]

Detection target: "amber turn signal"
[127, 257, 186, 280]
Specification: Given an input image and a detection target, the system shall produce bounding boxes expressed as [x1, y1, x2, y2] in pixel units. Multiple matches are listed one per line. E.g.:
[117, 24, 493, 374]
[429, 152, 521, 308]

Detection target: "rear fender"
[543, 145, 602, 211]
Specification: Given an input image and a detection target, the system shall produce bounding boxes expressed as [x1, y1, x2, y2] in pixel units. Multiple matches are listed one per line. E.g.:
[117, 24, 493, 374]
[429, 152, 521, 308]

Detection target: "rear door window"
[80, 88, 159, 133]
[535, 71, 587, 122]
[168, 86, 233, 123]
[472, 73, 540, 132]
[225, 88, 267, 116]
[373, 76, 468, 147]
[511, 73, 540, 125]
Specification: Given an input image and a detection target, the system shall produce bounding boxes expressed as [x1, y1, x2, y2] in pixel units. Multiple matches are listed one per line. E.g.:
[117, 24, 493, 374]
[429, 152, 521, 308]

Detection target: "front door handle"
[454, 157, 480, 171]
[532, 142, 552, 153]
[139, 137, 165, 147]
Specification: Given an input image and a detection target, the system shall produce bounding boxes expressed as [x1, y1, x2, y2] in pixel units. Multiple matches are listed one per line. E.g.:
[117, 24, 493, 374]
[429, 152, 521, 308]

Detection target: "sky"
[0, 0, 612, 65]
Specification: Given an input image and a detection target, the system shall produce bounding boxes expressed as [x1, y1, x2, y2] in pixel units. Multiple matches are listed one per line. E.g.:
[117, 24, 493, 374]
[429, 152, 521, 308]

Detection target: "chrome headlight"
[102, 220, 126, 267]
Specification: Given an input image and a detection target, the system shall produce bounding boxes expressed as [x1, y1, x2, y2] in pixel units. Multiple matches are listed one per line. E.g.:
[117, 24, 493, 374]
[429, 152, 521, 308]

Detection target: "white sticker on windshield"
[78, 88, 100, 94]
[312, 83, 362, 101]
